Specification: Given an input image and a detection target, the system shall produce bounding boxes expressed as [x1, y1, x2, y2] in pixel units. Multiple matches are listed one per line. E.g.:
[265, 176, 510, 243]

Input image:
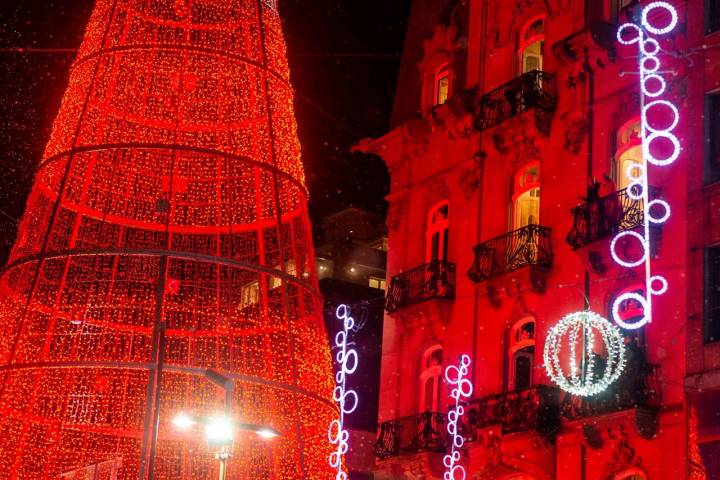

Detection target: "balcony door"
[615, 119, 643, 190]
[519, 18, 544, 74]
[513, 164, 540, 230]
[426, 201, 449, 262]
[419, 346, 443, 412]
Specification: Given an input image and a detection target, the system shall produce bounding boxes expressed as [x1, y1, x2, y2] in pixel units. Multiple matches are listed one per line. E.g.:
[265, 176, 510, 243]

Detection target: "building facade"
[360, 0, 720, 478]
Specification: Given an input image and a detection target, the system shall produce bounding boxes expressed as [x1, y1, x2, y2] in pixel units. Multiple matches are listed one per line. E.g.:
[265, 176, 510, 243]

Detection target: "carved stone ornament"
[562, 110, 590, 155]
[603, 425, 644, 478]
[420, 25, 460, 72]
[425, 176, 450, 210]
[511, 131, 541, 168]
[386, 198, 407, 232]
[613, 89, 641, 127]
[458, 153, 485, 200]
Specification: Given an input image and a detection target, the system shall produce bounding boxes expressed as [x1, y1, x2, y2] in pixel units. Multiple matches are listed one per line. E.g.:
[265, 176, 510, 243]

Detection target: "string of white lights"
[613, 1, 679, 330]
[443, 354, 473, 480]
[328, 304, 359, 480]
[544, 312, 627, 397]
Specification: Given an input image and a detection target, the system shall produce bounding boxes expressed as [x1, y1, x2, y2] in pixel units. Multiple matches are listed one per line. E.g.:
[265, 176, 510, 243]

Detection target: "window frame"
[418, 345, 443, 413]
[707, 0, 720, 35]
[705, 91, 720, 184]
[511, 162, 541, 230]
[426, 200, 450, 263]
[507, 317, 536, 391]
[517, 16, 545, 75]
[434, 65, 451, 106]
[705, 245, 720, 343]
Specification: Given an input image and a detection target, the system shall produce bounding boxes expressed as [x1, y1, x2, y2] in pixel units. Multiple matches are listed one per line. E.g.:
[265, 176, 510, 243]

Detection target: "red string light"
[0, 1, 335, 478]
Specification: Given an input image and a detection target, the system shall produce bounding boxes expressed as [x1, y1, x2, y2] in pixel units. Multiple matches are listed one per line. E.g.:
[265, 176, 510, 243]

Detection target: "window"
[369, 276, 387, 291]
[614, 120, 642, 190]
[705, 92, 720, 183]
[435, 66, 450, 106]
[240, 281, 260, 308]
[512, 164, 540, 229]
[419, 346, 443, 412]
[708, 0, 720, 34]
[610, 284, 647, 346]
[426, 201, 450, 262]
[519, 18, 544, 74]
[705, 246, 720, 343]
[508, 318, 535, 391]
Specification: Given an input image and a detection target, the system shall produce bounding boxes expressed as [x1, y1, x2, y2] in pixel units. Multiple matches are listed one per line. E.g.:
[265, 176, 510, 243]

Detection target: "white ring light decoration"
[544, 311, 627, 396]
[443, 354, 473, 480]
[610, 0, 679, 330]
[328, 304, 359, 480]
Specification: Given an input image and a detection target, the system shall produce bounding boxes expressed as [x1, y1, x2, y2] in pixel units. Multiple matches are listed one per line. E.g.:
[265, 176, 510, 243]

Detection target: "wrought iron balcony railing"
[374, 412, 447, 459]
[474, 70, 557, 131]
[458, 385, 561, 441]
[566, 187, 660, 250]
[468, 225, 553, 283]
[385, 260, 456, 313]
[560, 362, 661, 420]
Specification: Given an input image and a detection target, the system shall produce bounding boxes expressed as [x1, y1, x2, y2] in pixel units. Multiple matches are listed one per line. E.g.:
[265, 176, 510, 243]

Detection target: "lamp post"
[173, 369, 280, 479]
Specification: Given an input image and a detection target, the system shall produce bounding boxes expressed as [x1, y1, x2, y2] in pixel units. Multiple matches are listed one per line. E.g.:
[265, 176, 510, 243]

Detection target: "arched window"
[435, 64, 451, 106]
[614, 119, 642, 190]
[419, 346, 443, 412]
[508, 317, 535, 391]
[426, 201, 450, 262]
[519, 17, 545, 74]
[512, 164, 540, 230]
[613, 468, 647, 480]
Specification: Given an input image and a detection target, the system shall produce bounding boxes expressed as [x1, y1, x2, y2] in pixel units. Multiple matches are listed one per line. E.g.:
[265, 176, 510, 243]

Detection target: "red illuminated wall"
[361, 0, 719, 479]
[0, 0, 335, 478]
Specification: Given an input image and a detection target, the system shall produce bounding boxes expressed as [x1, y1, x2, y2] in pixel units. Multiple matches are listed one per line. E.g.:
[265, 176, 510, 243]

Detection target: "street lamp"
[172, 369, 280, 479]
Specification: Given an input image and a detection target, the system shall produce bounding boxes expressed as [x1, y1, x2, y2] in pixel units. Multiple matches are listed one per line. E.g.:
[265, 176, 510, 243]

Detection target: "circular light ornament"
[612, 292, 650, 329]
[647, 199, 671, 224]
[610, 230, 648, 268]
[443, 354, 473, 480]
[544, 311, 627, 397]
[641, 1, 679, 35]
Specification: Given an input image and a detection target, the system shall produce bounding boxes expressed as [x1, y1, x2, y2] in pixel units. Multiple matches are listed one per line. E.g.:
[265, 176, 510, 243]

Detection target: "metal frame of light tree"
[0, 1, 335, 478]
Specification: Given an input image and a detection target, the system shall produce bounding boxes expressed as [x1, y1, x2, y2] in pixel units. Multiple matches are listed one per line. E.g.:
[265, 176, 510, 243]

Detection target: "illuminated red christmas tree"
[0, 0, 335, 478]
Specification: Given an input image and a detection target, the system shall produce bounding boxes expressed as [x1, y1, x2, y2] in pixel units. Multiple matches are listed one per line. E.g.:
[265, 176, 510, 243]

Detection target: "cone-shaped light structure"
[0, 0, 335, 478]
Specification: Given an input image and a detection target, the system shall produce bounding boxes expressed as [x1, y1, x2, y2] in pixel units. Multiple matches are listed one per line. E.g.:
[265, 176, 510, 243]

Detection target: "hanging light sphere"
[543, 311, 627, 397]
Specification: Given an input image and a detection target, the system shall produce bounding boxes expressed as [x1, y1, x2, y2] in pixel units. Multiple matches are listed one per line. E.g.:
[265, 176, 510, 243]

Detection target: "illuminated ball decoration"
[0, 1, 335, 478]
[443, 354, 473, 480]
[612, 1, 679, 330]
[328, 304, 358, 480]
[543, 312, 626, 397]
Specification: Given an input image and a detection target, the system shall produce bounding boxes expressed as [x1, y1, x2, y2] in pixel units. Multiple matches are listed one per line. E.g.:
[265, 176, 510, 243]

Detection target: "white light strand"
[544, 312, 627, 397]
[443, 354, 473, 480]
[612, 1, 678, 329]
[328, 304, 358, 480]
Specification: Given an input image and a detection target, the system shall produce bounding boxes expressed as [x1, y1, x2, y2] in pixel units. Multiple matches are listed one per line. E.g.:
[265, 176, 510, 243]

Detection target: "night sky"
[0, 0, 411, 263]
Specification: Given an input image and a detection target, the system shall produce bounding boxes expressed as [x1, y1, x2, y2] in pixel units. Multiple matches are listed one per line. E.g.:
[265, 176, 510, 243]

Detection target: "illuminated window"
[615, 119, 642, 190]
[508, 317, 535, 391]
[419, 346, 443, 412]
[240, 281, 260, 308]
[369, 276, 387, 291]
[512, 164, 540, 229]
[706, 246, 720, 343]
[435, 66, 450, 105]
[426, 201, 450, 262]
[708, 0, 720, 34]
[705, 92, 720, 183]
[519, 18, 544, 74]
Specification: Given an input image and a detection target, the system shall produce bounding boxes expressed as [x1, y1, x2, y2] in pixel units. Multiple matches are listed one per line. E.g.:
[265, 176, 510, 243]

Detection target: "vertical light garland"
[443, 354, 472, 480]
[613, 1, 679, 330]
[328, 304, 358, 480]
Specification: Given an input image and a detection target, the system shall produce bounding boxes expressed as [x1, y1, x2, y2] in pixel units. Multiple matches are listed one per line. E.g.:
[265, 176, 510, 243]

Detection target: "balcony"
[459, 386, 562, 441]
[374, 412, 446, 459]
[474, 70, 557, 132]
[560, 362, 661, 420]
[566, 187, 660, 250]
[468, 225, 553, 283]
[385, 260, 456, 313]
